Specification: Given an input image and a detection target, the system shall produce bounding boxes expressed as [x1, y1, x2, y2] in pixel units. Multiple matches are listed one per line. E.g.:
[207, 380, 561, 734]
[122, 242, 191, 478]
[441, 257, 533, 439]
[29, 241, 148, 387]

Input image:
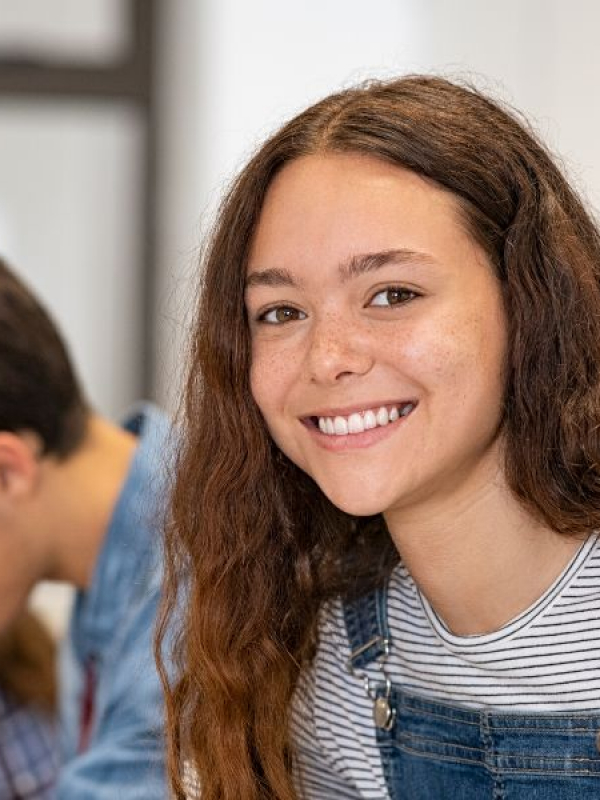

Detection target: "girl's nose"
[305, 315, 374, 385]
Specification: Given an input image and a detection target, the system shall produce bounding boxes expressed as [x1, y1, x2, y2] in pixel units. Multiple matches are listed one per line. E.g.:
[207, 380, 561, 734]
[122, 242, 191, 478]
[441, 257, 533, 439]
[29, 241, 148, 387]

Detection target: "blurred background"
[1, 0, 599, 630]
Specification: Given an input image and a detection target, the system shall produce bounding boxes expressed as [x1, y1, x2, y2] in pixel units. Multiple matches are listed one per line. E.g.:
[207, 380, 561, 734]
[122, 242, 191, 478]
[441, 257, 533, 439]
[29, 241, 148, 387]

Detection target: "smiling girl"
[159, 76, 600, 800]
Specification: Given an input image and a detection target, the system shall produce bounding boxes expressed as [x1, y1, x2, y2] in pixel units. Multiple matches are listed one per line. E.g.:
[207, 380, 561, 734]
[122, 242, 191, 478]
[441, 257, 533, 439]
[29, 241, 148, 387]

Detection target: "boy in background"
[0, 257, 171, 799]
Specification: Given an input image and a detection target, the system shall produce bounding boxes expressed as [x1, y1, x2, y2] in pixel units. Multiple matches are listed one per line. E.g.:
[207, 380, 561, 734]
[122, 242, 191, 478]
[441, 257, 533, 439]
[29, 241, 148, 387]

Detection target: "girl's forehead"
[248, 153, 477, 280]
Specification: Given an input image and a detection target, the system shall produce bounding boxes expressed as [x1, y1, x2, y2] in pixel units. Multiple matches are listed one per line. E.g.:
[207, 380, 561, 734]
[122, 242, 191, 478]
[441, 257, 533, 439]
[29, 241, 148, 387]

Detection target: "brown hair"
[157, 75, 600, 799]
[0, 257, 89, 457]
[0, 610, 56, 713]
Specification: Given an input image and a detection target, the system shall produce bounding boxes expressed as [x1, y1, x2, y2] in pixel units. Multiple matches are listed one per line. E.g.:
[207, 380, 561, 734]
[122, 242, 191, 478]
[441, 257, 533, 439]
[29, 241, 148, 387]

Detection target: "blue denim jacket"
[56, 405, 172, 800]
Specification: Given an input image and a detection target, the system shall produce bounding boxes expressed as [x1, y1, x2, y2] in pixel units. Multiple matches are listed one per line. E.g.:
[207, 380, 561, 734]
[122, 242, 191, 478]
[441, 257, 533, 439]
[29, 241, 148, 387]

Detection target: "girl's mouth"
[307, 402, 416, 437]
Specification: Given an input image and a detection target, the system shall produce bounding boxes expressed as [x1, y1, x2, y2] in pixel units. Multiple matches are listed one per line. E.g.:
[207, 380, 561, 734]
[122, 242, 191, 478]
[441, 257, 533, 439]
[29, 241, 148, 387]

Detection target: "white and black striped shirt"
[292, 533, 600, 799]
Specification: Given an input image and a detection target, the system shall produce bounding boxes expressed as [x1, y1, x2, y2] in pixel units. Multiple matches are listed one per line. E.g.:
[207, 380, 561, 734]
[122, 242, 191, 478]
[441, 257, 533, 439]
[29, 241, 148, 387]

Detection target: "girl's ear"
[0, 432, 41, 500]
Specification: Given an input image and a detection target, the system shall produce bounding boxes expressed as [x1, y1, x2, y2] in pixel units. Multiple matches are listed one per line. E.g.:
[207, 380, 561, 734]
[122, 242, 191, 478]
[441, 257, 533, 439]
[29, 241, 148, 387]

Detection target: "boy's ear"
[0, 432, 41, 499]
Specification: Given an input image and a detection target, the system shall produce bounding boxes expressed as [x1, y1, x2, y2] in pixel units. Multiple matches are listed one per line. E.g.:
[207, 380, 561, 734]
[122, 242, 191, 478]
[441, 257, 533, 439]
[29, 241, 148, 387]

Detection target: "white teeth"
[316, 403, 415, 437]
[363, 409, 377, 430]
[347, 412, 364, 434]
[376, 407, 389, 426]
[334, 416, 348, 435]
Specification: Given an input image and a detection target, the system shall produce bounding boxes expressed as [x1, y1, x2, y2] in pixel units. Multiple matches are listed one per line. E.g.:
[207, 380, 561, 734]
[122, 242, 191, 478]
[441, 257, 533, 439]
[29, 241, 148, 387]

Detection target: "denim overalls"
[343, 580, 600, 799]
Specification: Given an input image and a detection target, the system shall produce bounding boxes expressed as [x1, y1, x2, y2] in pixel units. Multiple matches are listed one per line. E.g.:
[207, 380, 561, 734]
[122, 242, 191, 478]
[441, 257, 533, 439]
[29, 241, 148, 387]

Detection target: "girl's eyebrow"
[245, 249, 436, 290]
[245, 267, 296, 289]
[340, 249, 437, 281]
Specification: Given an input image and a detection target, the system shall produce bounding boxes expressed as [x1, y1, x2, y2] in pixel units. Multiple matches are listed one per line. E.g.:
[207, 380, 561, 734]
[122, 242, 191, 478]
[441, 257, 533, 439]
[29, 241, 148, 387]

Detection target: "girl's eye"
[369, 287, 417, 307]
[258, 306, 307, 324]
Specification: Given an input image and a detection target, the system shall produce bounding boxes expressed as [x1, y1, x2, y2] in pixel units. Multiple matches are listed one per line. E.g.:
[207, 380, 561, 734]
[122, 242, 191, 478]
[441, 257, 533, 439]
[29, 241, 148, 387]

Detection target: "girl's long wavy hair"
[157, 75, 600, 799]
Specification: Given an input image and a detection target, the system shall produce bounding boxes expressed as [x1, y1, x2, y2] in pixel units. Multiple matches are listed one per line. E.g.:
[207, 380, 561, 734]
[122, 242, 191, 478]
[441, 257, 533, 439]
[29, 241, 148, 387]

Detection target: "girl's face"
[245, 153, 508, 522]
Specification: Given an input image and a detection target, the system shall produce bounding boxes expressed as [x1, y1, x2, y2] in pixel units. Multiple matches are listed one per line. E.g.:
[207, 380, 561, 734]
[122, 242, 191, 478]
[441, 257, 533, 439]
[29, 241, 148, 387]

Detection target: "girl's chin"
[320, 487, 389, 518]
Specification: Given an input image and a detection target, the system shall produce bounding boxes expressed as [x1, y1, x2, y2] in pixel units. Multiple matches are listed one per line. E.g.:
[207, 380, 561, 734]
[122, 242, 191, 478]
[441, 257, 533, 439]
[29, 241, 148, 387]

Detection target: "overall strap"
[342, 579, 391, 671]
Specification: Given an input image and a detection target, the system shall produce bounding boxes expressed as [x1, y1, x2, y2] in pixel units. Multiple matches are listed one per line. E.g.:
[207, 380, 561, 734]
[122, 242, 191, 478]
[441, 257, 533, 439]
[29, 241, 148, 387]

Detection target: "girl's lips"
[303, 399, 414, 419]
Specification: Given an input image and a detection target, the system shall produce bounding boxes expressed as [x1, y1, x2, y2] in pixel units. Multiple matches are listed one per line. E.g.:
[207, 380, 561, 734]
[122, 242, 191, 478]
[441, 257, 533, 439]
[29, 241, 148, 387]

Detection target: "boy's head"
[0, 258, 91, 632]
[0, 257, 89, 458]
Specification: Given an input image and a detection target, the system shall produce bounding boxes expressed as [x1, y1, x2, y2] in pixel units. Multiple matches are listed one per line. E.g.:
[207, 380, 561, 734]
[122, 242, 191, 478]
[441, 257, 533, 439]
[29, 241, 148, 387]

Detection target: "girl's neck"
[384, 472, 585, 637]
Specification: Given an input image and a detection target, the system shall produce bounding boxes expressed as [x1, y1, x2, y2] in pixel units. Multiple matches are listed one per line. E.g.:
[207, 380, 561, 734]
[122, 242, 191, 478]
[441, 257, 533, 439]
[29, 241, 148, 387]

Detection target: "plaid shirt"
[0, 690, 58, 799]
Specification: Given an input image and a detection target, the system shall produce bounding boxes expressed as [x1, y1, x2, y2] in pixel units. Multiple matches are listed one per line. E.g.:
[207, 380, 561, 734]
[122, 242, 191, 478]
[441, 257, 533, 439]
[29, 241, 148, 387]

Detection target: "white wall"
[425, 0, 600, 208]
[154, 0, 600, 406]
[0, 102, 144, 418]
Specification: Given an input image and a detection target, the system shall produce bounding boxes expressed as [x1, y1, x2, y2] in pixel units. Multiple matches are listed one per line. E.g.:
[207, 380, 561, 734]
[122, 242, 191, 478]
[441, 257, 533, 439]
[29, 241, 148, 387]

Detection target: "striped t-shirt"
[291, 532, 600, 799]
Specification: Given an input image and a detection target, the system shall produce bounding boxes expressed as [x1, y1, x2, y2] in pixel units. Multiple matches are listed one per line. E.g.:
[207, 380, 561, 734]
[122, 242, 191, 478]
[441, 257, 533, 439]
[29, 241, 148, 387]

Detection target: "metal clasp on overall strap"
[346, 635, 396, 732]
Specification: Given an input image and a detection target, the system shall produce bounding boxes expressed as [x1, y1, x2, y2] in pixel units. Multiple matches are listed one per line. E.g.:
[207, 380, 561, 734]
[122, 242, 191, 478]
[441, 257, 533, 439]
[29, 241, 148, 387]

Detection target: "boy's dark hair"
[0, 257, 89, 457]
